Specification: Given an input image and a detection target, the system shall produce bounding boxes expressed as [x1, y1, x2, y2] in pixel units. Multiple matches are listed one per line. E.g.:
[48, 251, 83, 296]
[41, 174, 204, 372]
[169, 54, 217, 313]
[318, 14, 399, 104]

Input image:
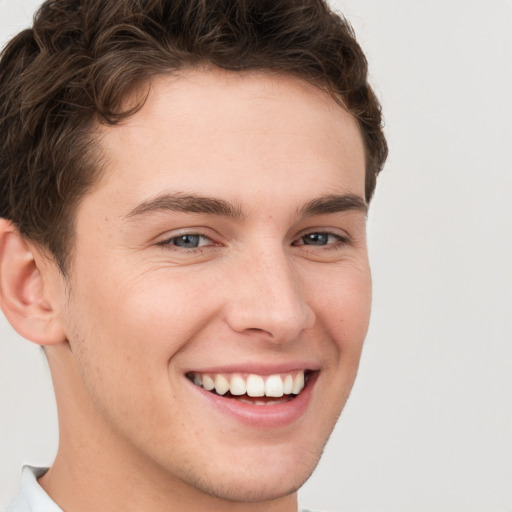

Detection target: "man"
[0, 0, 387, 510]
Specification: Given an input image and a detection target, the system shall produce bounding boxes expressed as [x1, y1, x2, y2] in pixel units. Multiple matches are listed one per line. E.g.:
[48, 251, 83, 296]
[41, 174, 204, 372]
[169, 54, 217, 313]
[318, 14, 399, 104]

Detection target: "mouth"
[185, 369, 314, 406]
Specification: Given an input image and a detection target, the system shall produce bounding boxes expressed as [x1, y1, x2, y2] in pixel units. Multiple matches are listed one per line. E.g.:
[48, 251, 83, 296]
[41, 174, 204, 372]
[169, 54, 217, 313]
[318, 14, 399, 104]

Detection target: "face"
[55, 70, 370, 504]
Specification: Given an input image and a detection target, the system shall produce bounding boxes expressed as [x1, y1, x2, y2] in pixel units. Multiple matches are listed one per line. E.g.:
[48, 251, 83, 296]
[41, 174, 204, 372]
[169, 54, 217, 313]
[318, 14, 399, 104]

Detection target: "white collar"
[6, 466, 62, 512]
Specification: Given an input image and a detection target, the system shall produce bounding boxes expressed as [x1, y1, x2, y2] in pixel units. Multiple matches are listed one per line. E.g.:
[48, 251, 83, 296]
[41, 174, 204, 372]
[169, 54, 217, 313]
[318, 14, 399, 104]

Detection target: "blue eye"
[172, 235, 201, 248]
[299, 232, 341, 246]
[160, 234, 211, 249]
[302, 233, 329, 246]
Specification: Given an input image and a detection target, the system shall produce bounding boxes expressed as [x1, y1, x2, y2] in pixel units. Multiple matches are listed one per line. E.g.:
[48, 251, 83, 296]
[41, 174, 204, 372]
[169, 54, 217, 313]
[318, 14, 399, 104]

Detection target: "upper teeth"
[189, 371, 306, 397]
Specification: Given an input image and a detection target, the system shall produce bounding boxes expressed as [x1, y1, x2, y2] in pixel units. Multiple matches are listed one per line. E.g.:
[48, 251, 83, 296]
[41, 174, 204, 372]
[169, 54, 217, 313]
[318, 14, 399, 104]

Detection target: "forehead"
[87, 69, 365, 218]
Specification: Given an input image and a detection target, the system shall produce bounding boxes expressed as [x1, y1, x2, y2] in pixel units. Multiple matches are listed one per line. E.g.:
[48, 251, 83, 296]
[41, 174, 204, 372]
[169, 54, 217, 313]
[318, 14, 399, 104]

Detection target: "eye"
[158, 233, 213, 249]
[294, 232, 346, 247]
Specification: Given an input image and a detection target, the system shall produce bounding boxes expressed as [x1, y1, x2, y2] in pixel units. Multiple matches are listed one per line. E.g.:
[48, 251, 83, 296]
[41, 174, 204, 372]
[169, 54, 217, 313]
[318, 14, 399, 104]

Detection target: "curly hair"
[0, 0, 387, 273]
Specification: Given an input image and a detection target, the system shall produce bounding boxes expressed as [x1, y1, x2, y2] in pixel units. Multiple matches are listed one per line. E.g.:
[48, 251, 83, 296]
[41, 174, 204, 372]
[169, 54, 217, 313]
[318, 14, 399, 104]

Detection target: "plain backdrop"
[0, 1, 511, 511]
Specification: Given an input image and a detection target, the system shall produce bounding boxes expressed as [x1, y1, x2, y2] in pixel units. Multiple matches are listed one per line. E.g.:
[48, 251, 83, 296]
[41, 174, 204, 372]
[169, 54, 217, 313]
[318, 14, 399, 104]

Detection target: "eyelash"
[292, 231, 350, 249]
[157, 230, 350, 251]
[157, 233, 215, 251]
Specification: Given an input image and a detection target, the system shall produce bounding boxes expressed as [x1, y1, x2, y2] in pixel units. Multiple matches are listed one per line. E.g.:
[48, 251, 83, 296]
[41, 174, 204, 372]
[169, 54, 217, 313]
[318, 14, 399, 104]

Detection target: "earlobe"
[0, 219, 66, 346]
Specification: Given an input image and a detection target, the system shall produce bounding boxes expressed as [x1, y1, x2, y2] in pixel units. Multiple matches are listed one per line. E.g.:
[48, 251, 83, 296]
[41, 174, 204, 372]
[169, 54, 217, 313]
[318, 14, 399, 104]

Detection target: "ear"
[0, 219, 66, 345]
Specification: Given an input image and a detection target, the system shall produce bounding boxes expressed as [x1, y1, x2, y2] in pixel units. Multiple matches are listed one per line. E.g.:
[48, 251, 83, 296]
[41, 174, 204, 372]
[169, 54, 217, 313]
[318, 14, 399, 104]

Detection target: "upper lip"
[182, 361, 320, 376]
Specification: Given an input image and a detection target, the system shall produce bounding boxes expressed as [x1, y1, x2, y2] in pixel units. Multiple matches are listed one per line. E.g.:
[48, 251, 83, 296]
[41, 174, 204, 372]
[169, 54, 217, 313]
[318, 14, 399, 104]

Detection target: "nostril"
[246, 327, 268, 334]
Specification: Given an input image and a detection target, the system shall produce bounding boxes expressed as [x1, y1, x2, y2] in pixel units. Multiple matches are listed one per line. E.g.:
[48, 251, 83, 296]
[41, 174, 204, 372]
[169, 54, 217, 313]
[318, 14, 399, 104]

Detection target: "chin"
[193, 468, 310, 504]
[176, 441, 325, 504]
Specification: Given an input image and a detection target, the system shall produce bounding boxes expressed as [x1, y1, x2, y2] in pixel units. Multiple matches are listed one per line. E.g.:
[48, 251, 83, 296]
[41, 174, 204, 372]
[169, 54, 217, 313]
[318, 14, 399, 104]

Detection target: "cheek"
[66, 266, 220, 375]
[61, 271, 206, 434]
[309, 262, 372, 347]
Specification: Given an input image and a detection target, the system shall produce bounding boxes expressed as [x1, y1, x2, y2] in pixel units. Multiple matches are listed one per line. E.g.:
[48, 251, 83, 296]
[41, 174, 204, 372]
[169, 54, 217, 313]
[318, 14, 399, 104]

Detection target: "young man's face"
[51, 70, 370, 504]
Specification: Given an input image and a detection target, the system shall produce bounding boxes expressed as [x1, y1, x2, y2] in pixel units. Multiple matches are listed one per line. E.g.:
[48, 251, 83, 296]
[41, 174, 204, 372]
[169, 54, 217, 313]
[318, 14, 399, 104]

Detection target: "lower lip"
[188, 373, 318, 428]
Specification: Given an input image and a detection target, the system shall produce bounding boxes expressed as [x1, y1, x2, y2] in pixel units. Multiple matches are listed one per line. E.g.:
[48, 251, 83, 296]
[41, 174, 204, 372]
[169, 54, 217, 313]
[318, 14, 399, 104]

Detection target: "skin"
[2, 69, 371, 512]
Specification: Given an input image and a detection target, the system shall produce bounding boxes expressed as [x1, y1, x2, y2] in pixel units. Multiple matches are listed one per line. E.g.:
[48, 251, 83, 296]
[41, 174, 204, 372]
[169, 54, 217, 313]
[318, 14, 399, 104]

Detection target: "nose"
[224, 248, 315, 343]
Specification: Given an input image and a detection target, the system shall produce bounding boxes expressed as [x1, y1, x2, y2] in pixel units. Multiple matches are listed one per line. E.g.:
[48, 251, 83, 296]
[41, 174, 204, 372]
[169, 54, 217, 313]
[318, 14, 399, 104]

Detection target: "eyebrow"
[125, 193, 245, 220]
[124, 192, 367, 221]
[299, 194, 368, 217]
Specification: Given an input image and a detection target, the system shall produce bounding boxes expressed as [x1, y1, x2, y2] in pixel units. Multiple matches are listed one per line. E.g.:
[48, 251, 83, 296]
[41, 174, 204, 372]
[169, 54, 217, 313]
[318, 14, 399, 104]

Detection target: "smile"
[186, 370, 311, 405]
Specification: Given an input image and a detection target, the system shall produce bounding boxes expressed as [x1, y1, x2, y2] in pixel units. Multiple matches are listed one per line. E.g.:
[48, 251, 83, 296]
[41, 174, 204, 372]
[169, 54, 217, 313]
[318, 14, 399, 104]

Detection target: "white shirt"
[6, 466, 319, 512]
[5, 466, 62, 512]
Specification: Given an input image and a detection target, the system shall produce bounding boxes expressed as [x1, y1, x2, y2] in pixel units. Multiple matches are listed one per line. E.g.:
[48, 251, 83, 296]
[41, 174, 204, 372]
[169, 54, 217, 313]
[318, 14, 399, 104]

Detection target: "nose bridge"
[226, 241, 315, 341]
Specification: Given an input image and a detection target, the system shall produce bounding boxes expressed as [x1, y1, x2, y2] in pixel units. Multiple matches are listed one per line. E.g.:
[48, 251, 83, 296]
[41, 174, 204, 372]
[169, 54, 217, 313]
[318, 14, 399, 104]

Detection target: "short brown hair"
[0, 0, 387, 273]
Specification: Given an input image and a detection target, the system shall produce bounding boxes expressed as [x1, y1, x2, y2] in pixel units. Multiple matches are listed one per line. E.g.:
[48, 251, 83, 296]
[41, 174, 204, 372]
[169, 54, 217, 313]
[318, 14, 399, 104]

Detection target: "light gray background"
[1, 1, 511, 511]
